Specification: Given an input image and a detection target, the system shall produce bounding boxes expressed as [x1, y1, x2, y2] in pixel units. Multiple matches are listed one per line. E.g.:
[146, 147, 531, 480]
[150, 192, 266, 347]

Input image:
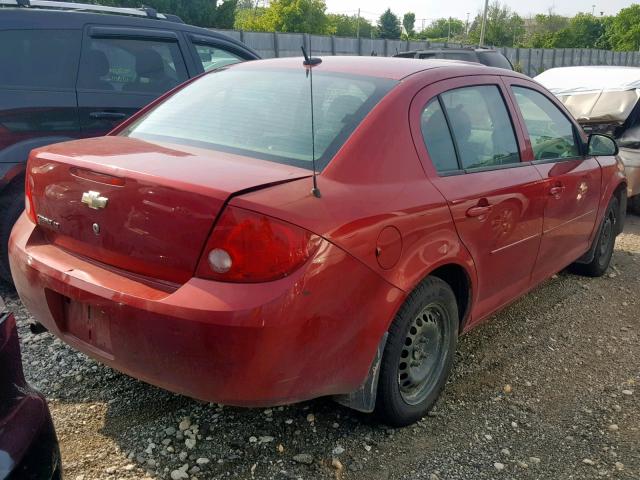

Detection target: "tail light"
[24, 171, 37, 224]
[196, 206, 321, 283]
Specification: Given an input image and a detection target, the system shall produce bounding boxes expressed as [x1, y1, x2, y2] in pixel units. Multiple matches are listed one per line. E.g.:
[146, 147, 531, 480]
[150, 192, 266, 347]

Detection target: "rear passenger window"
[512, 87, 580, 161]
[420, 99, 459, 173]
[194, 44, 243, 71]
[78, 37, 188, 94]
[0, 30, 81, 89]
[441, 86, 520, 170]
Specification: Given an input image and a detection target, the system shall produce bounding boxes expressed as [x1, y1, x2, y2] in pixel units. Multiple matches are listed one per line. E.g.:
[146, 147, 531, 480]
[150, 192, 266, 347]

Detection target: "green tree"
[402, 12, 416, 37]
[234, 5, 269, 31]
[75, 0, 237, 27]
[547, 13, 609, 49]
[524, 11, 569, 47]
[467, 2, 524, 47]
[377, 9, 401, 39]
[418, 17, 465, 40]
[326, 13, 373, 37]
[259, 0, 328, 33]
[608, 4, 640, 51]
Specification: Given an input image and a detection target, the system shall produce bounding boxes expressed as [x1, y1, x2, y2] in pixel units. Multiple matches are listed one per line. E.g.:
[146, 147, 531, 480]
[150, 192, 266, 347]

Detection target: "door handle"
[89, 111, 128, 120]
[549, 185, 565, 196]
[466, 205, 492, 217]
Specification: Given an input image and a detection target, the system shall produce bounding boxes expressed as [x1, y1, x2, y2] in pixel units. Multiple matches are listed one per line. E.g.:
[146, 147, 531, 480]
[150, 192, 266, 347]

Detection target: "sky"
[324, 0, 633, 25]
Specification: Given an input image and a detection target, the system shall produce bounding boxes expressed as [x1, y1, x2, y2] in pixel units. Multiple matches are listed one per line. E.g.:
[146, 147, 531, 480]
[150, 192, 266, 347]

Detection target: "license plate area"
[59, 296, 113, 354]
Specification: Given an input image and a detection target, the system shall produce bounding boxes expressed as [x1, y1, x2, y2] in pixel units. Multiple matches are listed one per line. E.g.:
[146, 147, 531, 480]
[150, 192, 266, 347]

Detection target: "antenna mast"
[301, 45, 322, 198]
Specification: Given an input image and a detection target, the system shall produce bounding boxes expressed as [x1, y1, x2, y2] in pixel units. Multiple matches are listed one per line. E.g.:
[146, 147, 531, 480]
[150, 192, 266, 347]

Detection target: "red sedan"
[9, 57, 626, 426]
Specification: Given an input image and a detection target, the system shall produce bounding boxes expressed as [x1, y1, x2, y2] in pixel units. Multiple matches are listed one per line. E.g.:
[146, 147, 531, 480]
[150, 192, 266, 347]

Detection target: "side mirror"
[588, 134, 619, 156]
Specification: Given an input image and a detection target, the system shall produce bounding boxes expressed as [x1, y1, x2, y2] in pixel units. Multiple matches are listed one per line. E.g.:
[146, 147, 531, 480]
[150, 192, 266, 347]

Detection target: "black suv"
[0, 0, 259, 283]
[394, 47, 513, 70]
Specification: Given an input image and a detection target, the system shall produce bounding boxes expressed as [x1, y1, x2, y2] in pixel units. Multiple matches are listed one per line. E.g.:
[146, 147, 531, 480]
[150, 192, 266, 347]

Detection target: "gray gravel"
[2, 216, 639, 480]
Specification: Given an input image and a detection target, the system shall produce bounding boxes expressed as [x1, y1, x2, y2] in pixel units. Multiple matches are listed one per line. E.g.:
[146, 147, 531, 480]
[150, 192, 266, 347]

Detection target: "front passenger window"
[512, 87, 580, 161]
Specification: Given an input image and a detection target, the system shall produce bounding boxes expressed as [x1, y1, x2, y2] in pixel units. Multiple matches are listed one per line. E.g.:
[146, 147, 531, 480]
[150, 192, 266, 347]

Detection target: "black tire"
[0, 179, 24, 284]
[376, 276, 458, 427]
[573, 196, 619, 278]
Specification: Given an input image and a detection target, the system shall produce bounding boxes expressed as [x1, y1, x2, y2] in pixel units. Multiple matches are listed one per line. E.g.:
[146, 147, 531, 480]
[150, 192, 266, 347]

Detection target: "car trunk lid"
[27, 136, 311, 284]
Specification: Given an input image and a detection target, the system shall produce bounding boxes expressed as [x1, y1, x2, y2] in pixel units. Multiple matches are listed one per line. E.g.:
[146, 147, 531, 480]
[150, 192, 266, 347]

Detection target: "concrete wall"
[212, 29, 640, 77]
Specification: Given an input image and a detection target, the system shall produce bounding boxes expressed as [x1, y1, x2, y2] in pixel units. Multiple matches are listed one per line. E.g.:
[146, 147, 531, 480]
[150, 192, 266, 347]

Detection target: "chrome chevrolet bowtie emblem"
[81, 191, 108, 209]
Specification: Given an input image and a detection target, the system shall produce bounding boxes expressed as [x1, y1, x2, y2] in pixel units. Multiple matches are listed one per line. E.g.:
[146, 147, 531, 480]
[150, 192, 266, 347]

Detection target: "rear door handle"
[466, 205, 492, 217]
[89, 111, 128, 120]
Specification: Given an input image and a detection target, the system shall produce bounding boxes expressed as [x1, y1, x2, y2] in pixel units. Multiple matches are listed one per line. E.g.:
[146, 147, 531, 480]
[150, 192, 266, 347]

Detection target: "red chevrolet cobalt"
[9, 57, 626, 426]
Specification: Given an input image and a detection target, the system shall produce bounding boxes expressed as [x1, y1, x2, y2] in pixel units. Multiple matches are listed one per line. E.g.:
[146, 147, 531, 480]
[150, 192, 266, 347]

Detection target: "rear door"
[503, 78, 602, 283]
[76, 26, 189, 136]
[411, 76, 547, 324]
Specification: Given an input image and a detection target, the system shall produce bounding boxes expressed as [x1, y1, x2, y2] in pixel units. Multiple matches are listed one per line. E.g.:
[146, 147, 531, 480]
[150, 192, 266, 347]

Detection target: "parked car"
[535, 66, 640, 214]
[394, 47, 513, 70]
[0, 0, 259, 283]
[0, 296, 61, 479]
[9, 57, 626, 427]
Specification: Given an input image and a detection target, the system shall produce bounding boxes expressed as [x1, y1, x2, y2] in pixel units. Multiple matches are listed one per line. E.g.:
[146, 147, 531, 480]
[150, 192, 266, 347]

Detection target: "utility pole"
[356, 8, 361, 39]
[591, 4, 595, 15]
[479, 0, 489, 47]
[466, 12, 470, 35]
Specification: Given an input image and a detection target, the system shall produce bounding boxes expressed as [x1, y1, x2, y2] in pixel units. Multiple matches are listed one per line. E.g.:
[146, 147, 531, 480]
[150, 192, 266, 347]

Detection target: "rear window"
[122, 68, 396, 169]
[0, 29, 81, 89]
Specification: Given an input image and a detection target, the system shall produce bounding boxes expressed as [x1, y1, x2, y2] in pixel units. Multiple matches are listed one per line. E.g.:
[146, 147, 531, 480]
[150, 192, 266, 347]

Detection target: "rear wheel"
[573, 196, 619, 278]
[376, 276, 458, 427]
[0, 180, 24, 284]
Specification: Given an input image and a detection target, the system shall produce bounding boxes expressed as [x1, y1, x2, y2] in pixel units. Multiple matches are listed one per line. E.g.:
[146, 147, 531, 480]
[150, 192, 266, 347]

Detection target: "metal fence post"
[273, 31, 279, 57]
[331, 35, 336, 56]
[384, 39, 388, 57]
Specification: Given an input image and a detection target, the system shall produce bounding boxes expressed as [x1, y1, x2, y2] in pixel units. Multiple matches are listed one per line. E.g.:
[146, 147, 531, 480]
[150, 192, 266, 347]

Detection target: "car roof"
[402, 48, 500, 54]
[229, 55, 513, 81]
[536, 66, 640, 95]
[0, 8, 258, 55]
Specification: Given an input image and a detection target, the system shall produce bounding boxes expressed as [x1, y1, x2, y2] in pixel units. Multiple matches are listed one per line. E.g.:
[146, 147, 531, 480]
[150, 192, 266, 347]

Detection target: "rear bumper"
[9, 214, 404, 406]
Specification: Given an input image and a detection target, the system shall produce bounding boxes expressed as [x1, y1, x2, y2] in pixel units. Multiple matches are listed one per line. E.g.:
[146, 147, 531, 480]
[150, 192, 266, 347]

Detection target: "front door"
[505, 80, 602, 283]
[411, 77, 547, 324]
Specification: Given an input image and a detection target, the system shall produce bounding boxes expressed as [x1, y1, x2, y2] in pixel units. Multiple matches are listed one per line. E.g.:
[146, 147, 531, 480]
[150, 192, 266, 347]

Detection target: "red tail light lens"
[24, 172, 37, 224]
[196, 206, 321, 283]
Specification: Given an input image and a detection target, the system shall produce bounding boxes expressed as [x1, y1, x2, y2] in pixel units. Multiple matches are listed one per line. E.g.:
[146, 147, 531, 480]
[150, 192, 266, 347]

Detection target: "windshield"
[122, 68, 396, 170]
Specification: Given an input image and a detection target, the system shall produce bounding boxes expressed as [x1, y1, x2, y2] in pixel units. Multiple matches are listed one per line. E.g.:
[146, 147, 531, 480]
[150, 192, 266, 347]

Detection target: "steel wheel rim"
[398, 303, 448, 405]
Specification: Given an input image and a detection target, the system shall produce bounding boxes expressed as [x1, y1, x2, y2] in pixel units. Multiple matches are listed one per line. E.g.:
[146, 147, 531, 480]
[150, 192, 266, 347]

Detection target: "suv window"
[78, 37, 188, 94]
[512, 87, 580, 161]
[0, 29, 81, 89]
[440, 85, 520, 170]
[195, 43, 243, 71]
[420, 99, 458, 173]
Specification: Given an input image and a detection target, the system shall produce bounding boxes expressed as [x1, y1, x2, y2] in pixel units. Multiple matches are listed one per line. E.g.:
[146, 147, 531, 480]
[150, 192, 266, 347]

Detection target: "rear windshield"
[122, 68, 396, 170]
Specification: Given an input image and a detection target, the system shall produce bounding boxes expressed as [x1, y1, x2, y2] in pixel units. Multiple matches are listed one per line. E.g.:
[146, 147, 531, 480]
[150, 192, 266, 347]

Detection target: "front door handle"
[466, 205, 492, 217]
[549, 185, 565, 197]
[89, 111, 128, 120]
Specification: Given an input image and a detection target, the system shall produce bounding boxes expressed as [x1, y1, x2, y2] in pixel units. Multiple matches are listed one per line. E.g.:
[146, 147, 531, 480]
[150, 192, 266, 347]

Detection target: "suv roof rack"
[0, 0, 183, 22]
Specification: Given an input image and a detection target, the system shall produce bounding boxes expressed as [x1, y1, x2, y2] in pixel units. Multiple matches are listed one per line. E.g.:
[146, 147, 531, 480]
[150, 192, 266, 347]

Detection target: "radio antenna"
[301, 45, 322, 198]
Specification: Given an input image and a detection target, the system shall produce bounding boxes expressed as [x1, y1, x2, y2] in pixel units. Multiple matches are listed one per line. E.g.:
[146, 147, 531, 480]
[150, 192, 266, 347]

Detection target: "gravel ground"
[2, 216, 639, 480]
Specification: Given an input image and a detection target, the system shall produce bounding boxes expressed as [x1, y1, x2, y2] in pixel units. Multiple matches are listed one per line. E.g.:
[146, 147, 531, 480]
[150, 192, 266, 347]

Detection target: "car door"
[410, 76, 547, 324]
[76, 26, 189, 136]
[503, 77, 602, 284]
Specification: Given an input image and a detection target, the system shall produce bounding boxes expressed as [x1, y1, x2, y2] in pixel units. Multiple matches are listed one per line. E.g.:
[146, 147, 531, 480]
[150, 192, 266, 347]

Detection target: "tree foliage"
[607, 4, 640, 51]
[377, 9, 401, 39]
[418, 18, 465, 40]
[234, 0, 327, 34]
[74, 0, 237, 27]
[402, 12, 416, 37]
[467, 2, 524, 47]
[326, 13, 373, 38]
